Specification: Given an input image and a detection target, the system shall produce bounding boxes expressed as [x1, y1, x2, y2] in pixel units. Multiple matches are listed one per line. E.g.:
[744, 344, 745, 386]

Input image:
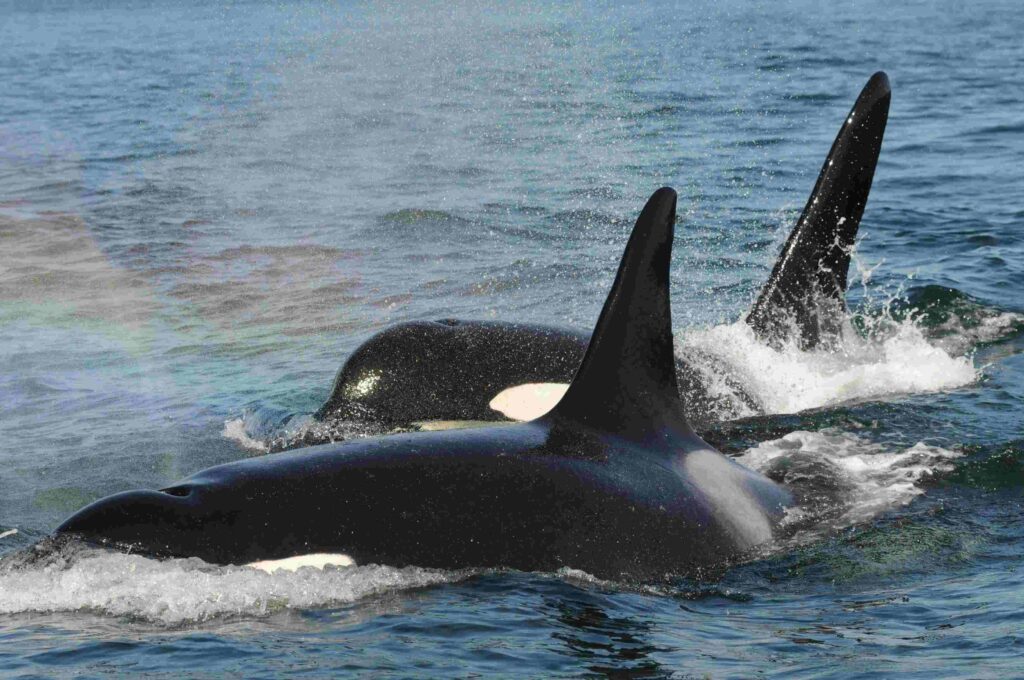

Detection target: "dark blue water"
[1, 0, 1022, 676]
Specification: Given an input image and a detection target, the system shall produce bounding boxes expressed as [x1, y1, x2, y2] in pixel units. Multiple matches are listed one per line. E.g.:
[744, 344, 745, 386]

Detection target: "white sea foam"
[222, 417, 270, 452]
[736, 428, 962, 530]
[0, 548, 455, 626]
[677, 317, 977, 418]
[930, 309, 1024, 356]
[971, 311, 1023, 343]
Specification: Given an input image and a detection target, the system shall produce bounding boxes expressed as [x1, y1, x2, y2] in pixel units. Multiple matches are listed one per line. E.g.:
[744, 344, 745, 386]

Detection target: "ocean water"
[1, 0, 1022, 677]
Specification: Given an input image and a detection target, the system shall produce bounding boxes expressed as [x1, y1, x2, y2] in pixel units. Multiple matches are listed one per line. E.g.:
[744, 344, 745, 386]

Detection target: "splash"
[228, 309, 984, 451]
[736, 428, 962, 535]
[882, 284, 1024, 356]
[224, 405, 401, 453]
[221, 417, 270, 453]
[678, 317, 977, 419]
[0, 541, 456, 626]
[223, 272, 1007, 452]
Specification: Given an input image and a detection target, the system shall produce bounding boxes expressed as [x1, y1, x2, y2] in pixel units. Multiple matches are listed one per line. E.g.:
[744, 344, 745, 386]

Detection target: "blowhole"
[160, 485, 192, 497]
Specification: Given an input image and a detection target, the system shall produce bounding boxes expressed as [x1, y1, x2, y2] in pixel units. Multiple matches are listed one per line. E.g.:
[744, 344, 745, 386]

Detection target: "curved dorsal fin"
[747, 71, 891, 349]
[546, 187, 689, 438]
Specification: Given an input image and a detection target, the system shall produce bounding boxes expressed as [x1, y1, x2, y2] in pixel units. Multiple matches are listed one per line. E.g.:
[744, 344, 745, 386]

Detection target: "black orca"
[57, 188, 794, 581]
[316, 72, 891, 429]
[316, 319, 591, 424]
[314, 319, 739, 427]
[746, 71, 891, 349]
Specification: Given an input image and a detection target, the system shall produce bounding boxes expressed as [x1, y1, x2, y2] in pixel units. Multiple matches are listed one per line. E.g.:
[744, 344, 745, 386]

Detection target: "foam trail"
[736, 428, 961, 531]
[0, 547, 455, 626]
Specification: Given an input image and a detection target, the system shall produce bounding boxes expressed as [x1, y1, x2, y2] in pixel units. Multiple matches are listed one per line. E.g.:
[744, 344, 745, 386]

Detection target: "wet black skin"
[316, 319, 592, 424]
[58, 189, 794, 581]
[318, 73, 891, 429]
[746, 71, 891, 348]
[55, 420, 789, 580]
[318, 319, 735, 427]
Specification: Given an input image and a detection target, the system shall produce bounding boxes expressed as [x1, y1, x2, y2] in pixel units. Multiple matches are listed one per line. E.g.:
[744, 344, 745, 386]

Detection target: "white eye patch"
[489, 383, 569, 421]
[246, 553, 356, 573]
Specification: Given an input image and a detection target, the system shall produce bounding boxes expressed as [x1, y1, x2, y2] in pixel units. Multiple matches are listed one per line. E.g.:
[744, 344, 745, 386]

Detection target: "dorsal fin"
[747, 71, 891, 349]
[546, 187, 689, 438]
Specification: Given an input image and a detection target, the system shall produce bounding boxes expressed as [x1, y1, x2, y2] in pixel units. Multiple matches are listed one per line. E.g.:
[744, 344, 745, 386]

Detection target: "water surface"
[1, 0, 1022, 677]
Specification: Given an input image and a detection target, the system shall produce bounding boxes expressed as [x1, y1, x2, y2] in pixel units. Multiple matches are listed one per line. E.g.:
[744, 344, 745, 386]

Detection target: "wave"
[678, 273, 1021, 421]
[378, 208, 470, 226]
[884, 284, 1024, 355]
[0, 539, 455, 627]
[965, 121, 1024, 137]
[223, 408, 396, 453]
[940, 440, 1024, 491]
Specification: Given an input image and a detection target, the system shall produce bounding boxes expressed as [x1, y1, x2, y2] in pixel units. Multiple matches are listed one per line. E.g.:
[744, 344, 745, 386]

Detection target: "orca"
[314, 319, 736, 427]
[316, 72, 891, 429]
[57, 188, 794, 581]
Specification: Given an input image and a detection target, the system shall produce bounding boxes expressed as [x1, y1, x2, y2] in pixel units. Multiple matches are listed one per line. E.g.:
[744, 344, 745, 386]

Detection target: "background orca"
[57, 188, 794, 581]
[316, 72, 891, 431]
[746, 72, 891, 349]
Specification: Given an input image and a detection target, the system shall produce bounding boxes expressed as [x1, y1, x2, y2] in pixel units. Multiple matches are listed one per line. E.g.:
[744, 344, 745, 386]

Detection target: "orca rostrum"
[57, 188, 794, 581]
[316, 72, 891, 429]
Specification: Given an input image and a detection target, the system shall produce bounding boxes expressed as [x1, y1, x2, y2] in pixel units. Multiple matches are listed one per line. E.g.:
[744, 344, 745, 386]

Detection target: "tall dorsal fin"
[747, 71, 891, 349]
[546, 187, 689, 438]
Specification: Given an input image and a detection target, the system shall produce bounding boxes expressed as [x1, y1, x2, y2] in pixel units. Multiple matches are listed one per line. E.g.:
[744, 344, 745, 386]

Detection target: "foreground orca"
[316, 72, 891, 429]
[57, 188, 794, 580]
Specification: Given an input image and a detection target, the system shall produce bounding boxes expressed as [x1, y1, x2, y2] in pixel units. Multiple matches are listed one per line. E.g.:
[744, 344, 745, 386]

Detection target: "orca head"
[58, 188, 694, 557]
[319, 320, 591, 426]
[56, 480, 308, 564]
[316, 320, 460, 424]
[54, 186, 796, 574]
[56, 487, 209, 559]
